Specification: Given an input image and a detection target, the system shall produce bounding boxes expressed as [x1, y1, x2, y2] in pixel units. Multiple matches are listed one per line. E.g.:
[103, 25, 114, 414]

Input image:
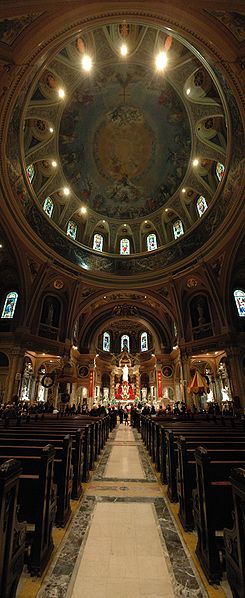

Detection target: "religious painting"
[26, 164, 35, 183]
[103, 331, 110, 351]
[0, 15, 41, 45]
[121, 334, 130, 352]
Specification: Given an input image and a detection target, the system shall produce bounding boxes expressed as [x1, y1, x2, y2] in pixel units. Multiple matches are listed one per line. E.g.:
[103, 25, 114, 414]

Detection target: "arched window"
[93, 233, 103, 251]
[103, 331, 110, 352]
[121, 334, 130, 352]
[234, 289, 245, 317]
[120, 238, 130, 255]
[173, 220, 184, 239]
[43, 197, 53, 218]
[26, 164, 35, 182]
[67, 221, 77, 240]
[140, 332, 148, 352]
[196, 195, 208, 217]
[1, 291, 18, 319]
[216, 162, 225, 182]
[147, 233, 157, 251]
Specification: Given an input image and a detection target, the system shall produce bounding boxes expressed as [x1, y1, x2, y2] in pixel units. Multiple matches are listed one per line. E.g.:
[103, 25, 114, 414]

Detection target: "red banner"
[89, 370, 94, 398]
[157, 371, 162, 399]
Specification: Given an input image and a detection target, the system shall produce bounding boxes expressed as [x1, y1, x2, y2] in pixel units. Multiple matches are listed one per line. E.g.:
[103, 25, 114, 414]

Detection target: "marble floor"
[20, 424, 231, 598]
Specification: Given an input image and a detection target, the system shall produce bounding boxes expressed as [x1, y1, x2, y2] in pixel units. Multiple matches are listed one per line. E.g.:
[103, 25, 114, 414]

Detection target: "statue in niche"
[197, 301, 206, 326]
[46, 302, 54, 326]
[123, 364, 129, 382]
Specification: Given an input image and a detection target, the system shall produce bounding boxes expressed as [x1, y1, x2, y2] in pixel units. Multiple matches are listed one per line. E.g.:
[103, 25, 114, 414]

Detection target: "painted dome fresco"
[4, 19, 244, 281]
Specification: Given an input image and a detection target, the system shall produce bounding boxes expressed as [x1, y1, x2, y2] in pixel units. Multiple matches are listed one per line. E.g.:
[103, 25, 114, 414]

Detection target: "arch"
[1, 291, 18, 319]
[43, 196, 54, 217]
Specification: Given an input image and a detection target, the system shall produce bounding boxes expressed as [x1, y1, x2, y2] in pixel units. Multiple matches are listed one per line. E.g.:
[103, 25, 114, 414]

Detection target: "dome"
[3, 15, 244, 284]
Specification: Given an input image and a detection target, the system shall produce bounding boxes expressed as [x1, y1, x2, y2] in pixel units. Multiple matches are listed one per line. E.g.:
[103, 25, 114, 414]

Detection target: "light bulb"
[120, 44, 128, 56]
[63, 187, 70, 195]
[193, 159, 199, 167]
[58, 88, 65, 99]
[82, 54, 92, 71]
[155, 51, 168, 71]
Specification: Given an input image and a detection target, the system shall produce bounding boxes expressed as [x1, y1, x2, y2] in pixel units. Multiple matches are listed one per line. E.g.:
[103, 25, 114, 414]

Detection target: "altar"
[110, 351, 139, 403]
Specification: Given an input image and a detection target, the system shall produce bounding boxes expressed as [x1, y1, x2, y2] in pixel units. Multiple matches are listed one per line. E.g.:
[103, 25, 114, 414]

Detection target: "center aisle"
[37, 424, 207, 598]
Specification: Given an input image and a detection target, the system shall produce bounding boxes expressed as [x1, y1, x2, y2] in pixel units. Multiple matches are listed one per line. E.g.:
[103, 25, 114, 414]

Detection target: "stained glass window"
[216, 162, 225, 182]
[120, 238, 130, 255]
[26, 164, 35, 183]
[67, 221, 77, 240]
[141, 332, 148, 352]
[147, 233, 157, 251]
[103, 331, 110, 352]
[1, 291, 18, 319]
[93, 233, 103, 251]
[234, 290, 245, 317]
[196, 195, 208, 217]
[121, 334, 130, 352]
[43, 197, 53, 218]
[173, 220, 184, 239]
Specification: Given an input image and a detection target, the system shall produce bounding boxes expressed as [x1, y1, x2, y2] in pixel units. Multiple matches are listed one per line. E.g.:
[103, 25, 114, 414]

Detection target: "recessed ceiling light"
[63, 187, 70, 195]
[165, 208, 169, 212]
[51, 160, 57, 167]
[82, 54, 92, 71]
[186, 88, 191, 95]
[58, 88, 65, 99]
[144, 220, 148, 224]
[81, 206, 87, 214]
[49, 127, 54, 133]
[102, 220, 105, 223]
[182, 188, 186, 193]
[193, 158, 199, 166]
[0, 243, 2, 249]
[120, 44, 128, 56]
[103, 296, 106, 299]
[155, 51, 168, 71]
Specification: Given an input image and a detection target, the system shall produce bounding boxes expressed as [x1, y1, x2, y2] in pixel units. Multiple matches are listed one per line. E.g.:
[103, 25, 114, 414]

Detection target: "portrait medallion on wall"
[78, 366, 89, 378]
[162, 365, 173, 378]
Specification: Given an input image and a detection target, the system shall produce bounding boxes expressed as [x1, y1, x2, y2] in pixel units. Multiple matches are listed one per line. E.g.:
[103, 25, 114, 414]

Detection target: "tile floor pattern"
[36, 424, 208, 598]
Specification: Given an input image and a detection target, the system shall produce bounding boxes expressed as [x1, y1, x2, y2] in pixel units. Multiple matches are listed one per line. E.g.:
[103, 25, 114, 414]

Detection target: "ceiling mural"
[0, 15, 42, 46]
[205, 11, 245, 42]
[59, 64, 191, 219]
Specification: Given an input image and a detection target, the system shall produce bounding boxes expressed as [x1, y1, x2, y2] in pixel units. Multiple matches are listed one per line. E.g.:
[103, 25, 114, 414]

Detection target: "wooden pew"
[0, 435, 72, 527]
[177, 436, 245, 530]
[0, 459, 26, 598]
[165, 428, 245, 502]
[193, 447, 245, 584]
[0, 445, 56, 576]
[224, 468, 245, 598]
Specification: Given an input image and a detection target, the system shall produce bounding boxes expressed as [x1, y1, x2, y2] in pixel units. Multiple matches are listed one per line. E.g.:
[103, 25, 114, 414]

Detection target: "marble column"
[156, 364, 162, 400]
[180, 352, 190, 405]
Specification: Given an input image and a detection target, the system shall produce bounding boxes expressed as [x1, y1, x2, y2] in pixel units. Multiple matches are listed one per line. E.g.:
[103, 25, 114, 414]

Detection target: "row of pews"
[0, 412, 114, 598]
[139, 413, 245, 597]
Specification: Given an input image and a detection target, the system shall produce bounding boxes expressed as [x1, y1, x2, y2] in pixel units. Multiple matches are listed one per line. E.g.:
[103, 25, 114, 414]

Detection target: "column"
[110, 371, 115, 402]
[5, 347, 25, 403]
[226, 347, 244, 407]
[180, 351, 190, 405]
[88, 365, 94, 409]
